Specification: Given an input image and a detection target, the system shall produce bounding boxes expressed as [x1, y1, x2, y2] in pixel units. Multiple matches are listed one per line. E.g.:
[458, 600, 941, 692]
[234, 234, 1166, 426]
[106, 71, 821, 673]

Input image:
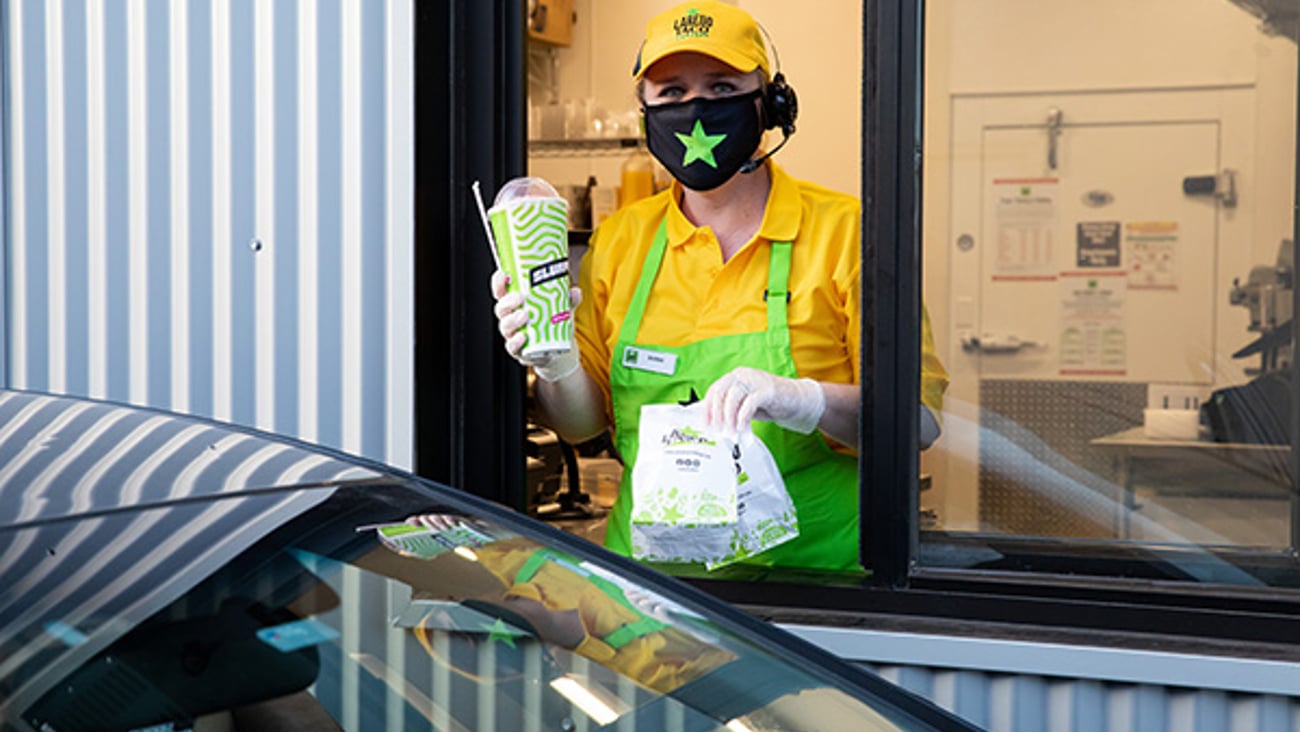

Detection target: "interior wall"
[528, 0, 863, 200]
[919, 0, 1298, 513]
[923, 0, 1297, 372]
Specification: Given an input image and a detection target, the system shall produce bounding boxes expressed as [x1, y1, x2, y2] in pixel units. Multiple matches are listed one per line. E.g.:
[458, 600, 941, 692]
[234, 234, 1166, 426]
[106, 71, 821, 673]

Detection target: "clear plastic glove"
[490, 269, 582, 382]
[703, 366, 826, 435]
[919, 405, 941, 448]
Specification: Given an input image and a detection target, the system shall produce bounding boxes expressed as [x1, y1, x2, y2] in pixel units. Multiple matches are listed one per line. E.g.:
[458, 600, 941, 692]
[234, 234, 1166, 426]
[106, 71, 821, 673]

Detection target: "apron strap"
[765, 241, 792, 334]
[615, 220, 671, 348]
[513, 548, 669, 649]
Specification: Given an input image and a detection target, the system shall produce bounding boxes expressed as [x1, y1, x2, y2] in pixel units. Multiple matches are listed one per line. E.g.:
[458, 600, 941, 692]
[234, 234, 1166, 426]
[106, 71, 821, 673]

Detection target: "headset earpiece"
[762, 73, 798, 135]
[739, 25, 798, 174]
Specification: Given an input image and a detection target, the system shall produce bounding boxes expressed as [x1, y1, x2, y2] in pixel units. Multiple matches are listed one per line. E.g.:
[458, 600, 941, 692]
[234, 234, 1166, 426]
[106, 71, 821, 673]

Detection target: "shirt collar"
[663, 161, 804, 247]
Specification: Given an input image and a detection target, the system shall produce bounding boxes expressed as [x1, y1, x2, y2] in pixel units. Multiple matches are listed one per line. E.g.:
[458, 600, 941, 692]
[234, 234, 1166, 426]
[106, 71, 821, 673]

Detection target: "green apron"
[515, 548, 668, 647]
[605, 220, 861, 572]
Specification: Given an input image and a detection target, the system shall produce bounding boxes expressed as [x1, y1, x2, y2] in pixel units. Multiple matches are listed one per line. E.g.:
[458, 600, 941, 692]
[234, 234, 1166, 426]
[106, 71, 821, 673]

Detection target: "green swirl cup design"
[489, 196, 573, 358]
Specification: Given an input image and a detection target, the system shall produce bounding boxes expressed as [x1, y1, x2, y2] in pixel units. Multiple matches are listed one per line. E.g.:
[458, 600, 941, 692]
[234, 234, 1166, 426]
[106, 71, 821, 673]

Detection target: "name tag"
[621, 346, 677, 376]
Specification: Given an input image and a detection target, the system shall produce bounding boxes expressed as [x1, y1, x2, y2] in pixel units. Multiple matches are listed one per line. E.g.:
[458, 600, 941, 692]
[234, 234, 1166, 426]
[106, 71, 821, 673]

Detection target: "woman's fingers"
[409, 513, 458, 531]
[492, 272, 584, 372]
[490, 269, 510, 299]
[704, 367, 773, 433]
[498, 307, 530, 340]
[493, 291, 524, 320]
[702, 375, 730, 428]
[705, 373, 744, 432]
[734, 388, 763, 431]
[723, 381, 753, 433]
[505, 331, 528, 359]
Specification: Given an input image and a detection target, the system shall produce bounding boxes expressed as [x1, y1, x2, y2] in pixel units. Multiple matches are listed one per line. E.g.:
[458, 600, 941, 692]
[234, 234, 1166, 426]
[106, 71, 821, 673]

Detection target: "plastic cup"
[488, 177, 573, 358]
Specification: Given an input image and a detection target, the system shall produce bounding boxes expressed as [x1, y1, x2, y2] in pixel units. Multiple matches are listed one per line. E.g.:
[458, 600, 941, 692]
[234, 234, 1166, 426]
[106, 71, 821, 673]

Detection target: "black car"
[0, 389, 978, 731]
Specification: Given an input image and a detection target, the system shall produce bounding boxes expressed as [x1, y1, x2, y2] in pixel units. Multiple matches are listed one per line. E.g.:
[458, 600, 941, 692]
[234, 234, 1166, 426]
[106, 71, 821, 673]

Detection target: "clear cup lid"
[494, 176, 561, 206]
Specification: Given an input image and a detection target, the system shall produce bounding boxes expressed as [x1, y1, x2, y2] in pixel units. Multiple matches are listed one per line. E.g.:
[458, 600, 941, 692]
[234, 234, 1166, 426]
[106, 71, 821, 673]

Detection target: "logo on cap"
[674, 8, 713, 39]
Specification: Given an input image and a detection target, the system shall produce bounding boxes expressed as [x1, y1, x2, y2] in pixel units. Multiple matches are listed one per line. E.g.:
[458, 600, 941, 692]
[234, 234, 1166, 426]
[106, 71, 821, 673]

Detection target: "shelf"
[529, 137, 643, 158]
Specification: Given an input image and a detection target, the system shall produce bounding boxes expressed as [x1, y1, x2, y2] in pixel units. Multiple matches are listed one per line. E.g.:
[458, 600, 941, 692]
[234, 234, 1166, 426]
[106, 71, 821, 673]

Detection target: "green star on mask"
[481, 617, 520, 648]
[675, 119, 727, 169]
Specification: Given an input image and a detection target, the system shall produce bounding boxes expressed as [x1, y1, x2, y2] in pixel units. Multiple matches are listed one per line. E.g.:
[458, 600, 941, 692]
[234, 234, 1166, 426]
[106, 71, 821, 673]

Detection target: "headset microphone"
[742, 25, 798, 175]
[739, 129, 792, 174]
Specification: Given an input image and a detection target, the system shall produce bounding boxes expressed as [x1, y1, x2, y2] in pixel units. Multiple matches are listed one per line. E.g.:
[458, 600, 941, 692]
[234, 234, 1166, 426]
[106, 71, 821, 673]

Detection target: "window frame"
[414, 0, 529, 508]
[871, 0, 1300, 598]
[415, 0, 1300, 653]
[860, 0, 925, 588]
[708, 0, 1300, 652]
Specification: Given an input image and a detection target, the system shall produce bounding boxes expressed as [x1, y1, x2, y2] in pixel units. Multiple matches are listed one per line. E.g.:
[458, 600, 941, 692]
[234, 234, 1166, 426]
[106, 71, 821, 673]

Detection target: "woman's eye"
[711, 81, 738, 95]
[656, 86, 685, 100]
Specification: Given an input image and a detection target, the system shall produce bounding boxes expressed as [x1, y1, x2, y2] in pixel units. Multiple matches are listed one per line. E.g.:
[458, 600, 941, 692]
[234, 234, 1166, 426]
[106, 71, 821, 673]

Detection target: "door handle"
[1182, 169, 1236, 208]
[960, 332, 1042, 354]
[1046, 107, 1063, 170]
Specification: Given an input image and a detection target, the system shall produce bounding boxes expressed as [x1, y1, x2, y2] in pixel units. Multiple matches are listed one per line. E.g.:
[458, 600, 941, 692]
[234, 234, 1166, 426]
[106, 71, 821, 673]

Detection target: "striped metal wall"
[870, 664, 1300, 732]
[784, 625, 1300, 731]
[0, 0, 415, 468]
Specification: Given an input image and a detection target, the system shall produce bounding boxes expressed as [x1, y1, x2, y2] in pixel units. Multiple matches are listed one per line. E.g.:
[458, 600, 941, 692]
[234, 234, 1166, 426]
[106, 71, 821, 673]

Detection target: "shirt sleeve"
[573, 226, 614, 418]
[919, 302, 949, 418]
[843, 233, 862, 387]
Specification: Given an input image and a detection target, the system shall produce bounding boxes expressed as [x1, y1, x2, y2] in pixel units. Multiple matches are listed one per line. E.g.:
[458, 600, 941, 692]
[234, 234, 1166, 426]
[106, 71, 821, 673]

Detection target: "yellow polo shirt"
[472, 539, 735, 693]
[574, 162, 947, 440]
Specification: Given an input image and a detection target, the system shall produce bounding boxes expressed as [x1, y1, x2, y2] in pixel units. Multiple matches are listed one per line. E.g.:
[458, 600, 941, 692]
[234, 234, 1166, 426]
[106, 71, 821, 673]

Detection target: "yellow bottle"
[618, 147, 656, 208]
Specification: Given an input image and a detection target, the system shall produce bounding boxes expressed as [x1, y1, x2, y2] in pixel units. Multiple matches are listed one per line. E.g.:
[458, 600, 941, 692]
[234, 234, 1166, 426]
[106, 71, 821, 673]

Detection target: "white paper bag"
[705, 430, 799, 570]
[629, 403, 799, 568]
[630, 403, 737, 564]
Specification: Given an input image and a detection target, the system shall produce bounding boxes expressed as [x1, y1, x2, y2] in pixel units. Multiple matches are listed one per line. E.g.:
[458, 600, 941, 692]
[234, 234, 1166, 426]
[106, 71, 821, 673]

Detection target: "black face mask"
[642, 90, 764, 192]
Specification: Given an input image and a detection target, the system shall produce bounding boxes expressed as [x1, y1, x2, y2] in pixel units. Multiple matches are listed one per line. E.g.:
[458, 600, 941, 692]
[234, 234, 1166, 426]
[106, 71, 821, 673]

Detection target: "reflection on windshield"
[7, 490, 912, 732]
[312, 514, 902, 731]
[372, 515, 736, 693]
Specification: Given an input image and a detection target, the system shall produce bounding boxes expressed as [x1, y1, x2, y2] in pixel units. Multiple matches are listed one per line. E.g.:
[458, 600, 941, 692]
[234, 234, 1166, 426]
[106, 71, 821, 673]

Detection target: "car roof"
[0, 389, 981, 731]
[0, 389, 383, 530]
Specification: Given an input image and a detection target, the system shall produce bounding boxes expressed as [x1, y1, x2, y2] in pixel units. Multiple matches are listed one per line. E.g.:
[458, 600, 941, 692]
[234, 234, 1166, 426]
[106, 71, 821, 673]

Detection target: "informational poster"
[1058, 271, 1127, 375]
[1125, 221, 1178, 290]
[1076, 221, 1121, 268]
[992, 178, 1058, 280]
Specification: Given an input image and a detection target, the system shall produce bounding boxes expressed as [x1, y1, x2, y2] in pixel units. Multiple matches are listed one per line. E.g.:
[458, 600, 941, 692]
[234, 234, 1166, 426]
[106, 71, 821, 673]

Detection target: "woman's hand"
[702, 366, 826, 435]
[491, 269, 582, 382]
[491, 270, 610, 443]
[406, 513, 465, 532]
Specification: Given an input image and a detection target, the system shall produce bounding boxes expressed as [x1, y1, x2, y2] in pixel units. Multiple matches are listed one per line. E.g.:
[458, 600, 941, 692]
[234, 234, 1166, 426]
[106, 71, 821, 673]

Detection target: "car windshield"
[0, 479, 940, 732]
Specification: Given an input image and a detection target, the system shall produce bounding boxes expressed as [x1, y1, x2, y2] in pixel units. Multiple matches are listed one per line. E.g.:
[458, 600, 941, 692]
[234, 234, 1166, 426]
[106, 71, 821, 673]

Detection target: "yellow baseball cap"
[631, 2, 770, 81]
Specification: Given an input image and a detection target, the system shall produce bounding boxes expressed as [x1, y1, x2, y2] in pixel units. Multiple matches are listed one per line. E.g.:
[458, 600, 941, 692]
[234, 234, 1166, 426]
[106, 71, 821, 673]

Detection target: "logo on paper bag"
[662, 426, 716, 447]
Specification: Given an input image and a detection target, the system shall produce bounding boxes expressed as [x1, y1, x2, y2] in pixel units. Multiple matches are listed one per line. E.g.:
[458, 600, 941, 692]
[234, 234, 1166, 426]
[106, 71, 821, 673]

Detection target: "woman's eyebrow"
[649, 70, 744, 86]
[648, 72, 686, 86]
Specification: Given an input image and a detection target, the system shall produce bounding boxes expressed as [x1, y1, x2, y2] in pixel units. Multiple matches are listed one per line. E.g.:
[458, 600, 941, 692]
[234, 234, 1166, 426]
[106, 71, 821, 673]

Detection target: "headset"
[741, 22, 798, 174]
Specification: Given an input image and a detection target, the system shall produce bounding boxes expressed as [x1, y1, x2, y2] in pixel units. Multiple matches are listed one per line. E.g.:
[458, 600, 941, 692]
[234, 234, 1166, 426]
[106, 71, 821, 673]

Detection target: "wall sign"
[992, 178, 1058, 281]
[1076, 221, 1121, 268]
[1059, 272, 1127, 376]
[1126, 221, 1179, 291]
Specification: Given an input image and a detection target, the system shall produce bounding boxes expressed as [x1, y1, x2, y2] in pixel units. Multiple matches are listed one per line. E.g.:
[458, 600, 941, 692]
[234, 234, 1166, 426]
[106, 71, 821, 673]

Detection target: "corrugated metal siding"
[0, 0, 414, 468]
[868, 664, 1300, 732]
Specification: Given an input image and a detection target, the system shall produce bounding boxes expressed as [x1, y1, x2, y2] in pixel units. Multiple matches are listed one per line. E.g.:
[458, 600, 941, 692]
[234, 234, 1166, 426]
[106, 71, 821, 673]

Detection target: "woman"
[493, 1, 947, 572]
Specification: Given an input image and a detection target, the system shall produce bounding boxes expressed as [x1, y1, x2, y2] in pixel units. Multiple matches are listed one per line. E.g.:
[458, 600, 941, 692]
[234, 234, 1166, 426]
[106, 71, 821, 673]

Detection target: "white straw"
[471, 180, 503, 270]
